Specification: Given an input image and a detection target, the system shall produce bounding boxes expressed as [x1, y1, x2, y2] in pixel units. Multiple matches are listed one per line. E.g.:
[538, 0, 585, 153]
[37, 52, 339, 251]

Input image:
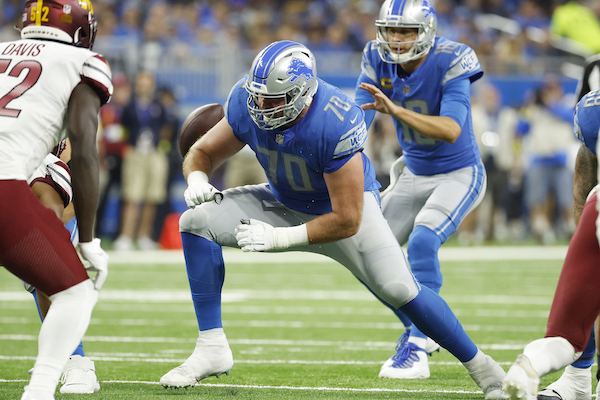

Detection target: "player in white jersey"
[24, 142, 101, 394]
[0, 1, 111, 399]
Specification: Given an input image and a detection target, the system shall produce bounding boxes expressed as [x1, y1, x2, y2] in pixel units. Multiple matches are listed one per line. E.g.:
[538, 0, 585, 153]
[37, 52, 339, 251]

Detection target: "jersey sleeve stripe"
[80, 55, 113, 105]
[333, 122, 368, 159]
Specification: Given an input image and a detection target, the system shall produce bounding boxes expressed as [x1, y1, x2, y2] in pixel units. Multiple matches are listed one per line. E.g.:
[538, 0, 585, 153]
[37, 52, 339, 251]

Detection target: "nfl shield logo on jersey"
[403, 85, 410, 95]
[63, 5, 72, 14]
[276, 134, 284, 144]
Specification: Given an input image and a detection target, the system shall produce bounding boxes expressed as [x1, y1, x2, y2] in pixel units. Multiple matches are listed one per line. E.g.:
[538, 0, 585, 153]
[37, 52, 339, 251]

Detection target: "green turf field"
[0, 246, 584, 399]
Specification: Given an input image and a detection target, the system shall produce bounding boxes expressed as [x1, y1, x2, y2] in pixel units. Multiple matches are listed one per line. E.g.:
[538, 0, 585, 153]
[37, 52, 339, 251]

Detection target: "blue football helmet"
[245, 41, 318, 130]
[376, 0, 437, 64]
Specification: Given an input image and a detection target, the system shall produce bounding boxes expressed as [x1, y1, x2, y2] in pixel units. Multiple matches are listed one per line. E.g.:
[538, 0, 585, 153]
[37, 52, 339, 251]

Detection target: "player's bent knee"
[377, 281, 419, 309]
[179, 207, 211, 236]
[407, 226, 441, 258]
[49, 280, 98, 309]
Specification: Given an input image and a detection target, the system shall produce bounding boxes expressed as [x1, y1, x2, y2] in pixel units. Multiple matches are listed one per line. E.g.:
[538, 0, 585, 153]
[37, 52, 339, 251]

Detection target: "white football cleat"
[503, 354, 540, 400]
[59, 355, 100, 394]
[536, 365, 592, 400]
[381, 332, 440, 370]
[465, 351, 506, 400]
[160, 328, 234, 388]
[379, 342, 430, 379]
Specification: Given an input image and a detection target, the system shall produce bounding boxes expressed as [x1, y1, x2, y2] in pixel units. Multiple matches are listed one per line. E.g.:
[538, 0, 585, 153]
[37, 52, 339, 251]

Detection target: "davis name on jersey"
[0, 39, 112, 180]
[225, 76, 380, 214]
[356, 37, 483, 175]
[574, 88, 600, 154]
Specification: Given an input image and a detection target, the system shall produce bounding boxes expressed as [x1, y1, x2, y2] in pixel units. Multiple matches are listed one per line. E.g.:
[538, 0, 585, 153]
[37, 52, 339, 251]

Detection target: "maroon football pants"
[0, 180, 88, 296]
[546, 192, 600, 352]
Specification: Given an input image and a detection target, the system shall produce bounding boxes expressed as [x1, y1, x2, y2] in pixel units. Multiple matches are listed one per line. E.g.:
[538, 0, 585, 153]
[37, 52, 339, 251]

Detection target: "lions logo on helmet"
[287, 58, 314, 83]
[376, 0, 437, 64]
[245, 41, 319, 131]
[21, 0, 97, 50]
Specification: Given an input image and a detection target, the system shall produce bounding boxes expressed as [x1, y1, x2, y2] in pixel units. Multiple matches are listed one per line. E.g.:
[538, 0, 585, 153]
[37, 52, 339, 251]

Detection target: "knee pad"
[378, 280, 419, 309]
[49, 280, 98, 310]
[179, 207, 211, 236]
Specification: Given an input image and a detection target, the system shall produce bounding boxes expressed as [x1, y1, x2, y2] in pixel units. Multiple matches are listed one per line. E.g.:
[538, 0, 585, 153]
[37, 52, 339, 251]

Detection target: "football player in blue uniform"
[502, 90, 600, 400]
[354, 0, 486, 379]
[159, 40, 506, 399]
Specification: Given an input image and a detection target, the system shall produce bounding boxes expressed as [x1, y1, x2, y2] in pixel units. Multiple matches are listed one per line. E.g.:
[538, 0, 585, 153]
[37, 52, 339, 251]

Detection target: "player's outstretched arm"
[358, 82, 461, 143]
[573, 143, 598, 225]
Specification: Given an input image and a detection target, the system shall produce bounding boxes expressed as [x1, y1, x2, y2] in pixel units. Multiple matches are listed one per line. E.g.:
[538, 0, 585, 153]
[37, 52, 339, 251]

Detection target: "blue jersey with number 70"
[225, 76, 380, 215]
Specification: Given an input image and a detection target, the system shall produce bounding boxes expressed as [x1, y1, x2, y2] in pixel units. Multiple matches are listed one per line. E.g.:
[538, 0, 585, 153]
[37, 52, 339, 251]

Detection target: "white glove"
[235, 218, 309, 252]
[78, 238, 109, 290]
[184, 171, 223, 208]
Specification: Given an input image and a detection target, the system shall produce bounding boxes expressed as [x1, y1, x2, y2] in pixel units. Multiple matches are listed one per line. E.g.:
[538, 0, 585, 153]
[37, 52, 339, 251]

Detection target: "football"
[178, 103, 225, 157]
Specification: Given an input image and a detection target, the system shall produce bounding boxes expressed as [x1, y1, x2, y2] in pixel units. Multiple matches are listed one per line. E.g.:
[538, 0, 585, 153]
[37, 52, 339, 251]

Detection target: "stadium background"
[0, 0, 595, 245]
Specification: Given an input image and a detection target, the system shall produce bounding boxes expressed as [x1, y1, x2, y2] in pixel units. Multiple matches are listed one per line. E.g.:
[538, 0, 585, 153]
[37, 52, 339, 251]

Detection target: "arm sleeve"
[439, 77, 470, 127]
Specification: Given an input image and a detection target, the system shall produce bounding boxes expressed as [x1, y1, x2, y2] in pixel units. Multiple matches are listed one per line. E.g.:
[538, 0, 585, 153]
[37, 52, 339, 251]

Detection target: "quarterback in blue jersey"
[159, 40, 506, 399]
[503, 91, 600, 400]
[354, 0, 486, 380]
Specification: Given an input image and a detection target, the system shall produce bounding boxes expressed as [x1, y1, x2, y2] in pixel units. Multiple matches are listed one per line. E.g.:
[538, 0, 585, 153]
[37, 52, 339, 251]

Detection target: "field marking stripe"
[105, 246, 568, 264]
[0, 336, 537, 350]
[0, 318, 547, 332]
[0, 355, 518, 366]
[0, 290, 554, 304]
[0, 378, 483, 394]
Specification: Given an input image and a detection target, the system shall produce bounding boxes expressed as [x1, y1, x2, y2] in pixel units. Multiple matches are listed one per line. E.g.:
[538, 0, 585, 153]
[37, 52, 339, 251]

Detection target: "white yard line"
[0, 317, 546, 332]
[0, 289, 554, 304]
[0, 378, 494, 395]
[0, 335, 537, 350]
[106, 246, 568, 265]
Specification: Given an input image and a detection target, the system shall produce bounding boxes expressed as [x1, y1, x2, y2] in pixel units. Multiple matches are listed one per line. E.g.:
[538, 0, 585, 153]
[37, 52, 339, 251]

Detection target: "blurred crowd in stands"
[1, 0, 600, 248]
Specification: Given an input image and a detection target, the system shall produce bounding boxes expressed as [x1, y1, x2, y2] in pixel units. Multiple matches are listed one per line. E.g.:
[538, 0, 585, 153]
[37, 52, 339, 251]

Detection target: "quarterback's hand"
[358, 82, 398, 116]
[78, 238, 108, 290]
[184, 171, 223, 208]
[235, 219, 309, 252]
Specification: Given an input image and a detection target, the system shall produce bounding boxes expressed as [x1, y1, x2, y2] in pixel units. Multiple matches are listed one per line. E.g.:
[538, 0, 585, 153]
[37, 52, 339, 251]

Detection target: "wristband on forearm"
[273, 224, 309, 249]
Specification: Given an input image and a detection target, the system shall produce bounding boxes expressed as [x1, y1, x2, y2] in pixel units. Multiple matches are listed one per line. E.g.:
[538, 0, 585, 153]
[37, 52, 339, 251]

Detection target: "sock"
[33, 290, 86, 357]
[182, 233, 225, 331]
[399, 286, 477, 362]
[572, 328, 595, 369]
[524, 337, 579, 376]
[406, 226, 443, 340]
[28, 280, 97, 394]
[64, 217, 79, 247]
